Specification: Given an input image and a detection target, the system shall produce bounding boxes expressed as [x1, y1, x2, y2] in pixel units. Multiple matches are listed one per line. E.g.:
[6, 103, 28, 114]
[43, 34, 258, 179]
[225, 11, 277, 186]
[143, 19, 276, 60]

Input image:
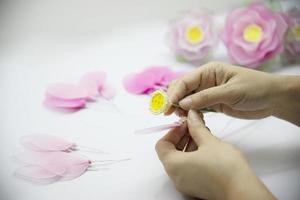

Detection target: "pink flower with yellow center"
[168, 10, 217, 64]
[286, 8, 300, 56]
[222, 3, 288, 68]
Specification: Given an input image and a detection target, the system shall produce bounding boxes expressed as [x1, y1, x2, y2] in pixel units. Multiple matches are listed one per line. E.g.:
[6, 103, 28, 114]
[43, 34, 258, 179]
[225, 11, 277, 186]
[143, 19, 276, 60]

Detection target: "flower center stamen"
[149, 90, 169, 115]
[185, 26, 204, 44]
[243, 24, 263, 43]
[293, 25, 300, 39]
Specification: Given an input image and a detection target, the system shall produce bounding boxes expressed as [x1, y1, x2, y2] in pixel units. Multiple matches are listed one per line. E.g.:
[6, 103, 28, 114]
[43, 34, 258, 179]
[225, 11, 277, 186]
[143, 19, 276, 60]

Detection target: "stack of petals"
[222, 3, 288, 68]
[14, 149, 92, 184]
[286, 8, 300, 56]
[20, 134, 77, 152]
[14, 135, 93, 184]
[44, 71, 116, 110]
[123, 66, 185, 95]
[167, 10, 218, 64]
[14, 134, 125, 184]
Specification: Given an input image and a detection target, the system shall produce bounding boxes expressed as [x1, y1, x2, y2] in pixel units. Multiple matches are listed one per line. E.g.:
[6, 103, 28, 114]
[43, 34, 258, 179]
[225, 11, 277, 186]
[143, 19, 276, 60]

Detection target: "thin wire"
[92, 158, 130, 163]
[90, 158, 130, 167]
[134, 123, 181, 134]
[88, 97, 122, 114]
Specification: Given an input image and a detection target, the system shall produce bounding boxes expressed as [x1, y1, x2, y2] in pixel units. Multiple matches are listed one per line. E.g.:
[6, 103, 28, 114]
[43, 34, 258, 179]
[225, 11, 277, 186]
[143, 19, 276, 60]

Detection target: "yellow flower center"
[243, 24, 263, 43]
[293, 25, 300, 39]
[185, 26, 204, 44]
[149, 90, 170, 115]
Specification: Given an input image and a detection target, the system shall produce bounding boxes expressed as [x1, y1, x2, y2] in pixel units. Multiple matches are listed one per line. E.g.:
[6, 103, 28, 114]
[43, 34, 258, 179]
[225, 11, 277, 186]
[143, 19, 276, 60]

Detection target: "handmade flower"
[14, 149, 128, 184]
[44, 71, 116, 110]
[20, 134, 106, 153]
[45, 83, 88, 109]
[222, 3, 288, 68]
[15, 135, 129, 184]
[167, 10, 217, 64]
[79, 71, 116, 100]
[285, 8, 300, 56]
[149, 90, 170, 115]
[123, 66, 185, 95]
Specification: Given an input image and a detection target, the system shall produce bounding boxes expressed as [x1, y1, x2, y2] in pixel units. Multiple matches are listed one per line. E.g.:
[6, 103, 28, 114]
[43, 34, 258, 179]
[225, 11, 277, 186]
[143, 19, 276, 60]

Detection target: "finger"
[164, 106, 175, 116]
[167, 62, 223, 105]
[174, 108, 188, 117]
[187, 109, 214, 146]
[161, 124, 187, 145]
[166, 79, 179, 104]
[167, 71, 201, 104]
[156, 125, 186, 161]
[179, 85, 232, 110]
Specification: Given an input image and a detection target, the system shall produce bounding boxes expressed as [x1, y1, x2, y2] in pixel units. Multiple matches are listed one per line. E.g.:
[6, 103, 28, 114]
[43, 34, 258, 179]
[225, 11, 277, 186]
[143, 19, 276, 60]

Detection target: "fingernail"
[179, 97, 192, 109]
[188, 110, 200, 122]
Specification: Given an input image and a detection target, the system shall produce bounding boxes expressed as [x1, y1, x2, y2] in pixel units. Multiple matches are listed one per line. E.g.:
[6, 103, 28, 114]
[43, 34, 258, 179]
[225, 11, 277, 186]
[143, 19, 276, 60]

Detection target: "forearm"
[272, 75, 300, 126]
[224, 165, 276, 200]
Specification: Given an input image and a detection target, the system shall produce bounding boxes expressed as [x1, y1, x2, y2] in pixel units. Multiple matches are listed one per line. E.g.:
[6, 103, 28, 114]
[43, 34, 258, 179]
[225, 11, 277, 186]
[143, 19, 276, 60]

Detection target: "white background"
[0, 0, 300, 199]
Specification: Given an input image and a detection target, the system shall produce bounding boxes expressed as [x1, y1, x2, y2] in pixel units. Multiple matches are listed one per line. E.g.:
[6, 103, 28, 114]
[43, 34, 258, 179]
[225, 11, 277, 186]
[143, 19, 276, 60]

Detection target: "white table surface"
[0, 1, 299, 199]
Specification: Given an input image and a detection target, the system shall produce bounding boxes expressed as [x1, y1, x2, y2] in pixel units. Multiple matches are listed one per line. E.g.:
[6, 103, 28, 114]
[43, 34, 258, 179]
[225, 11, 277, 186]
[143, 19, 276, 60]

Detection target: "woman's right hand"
[156, 110, 276, 200]
[166, 62, 300, 125]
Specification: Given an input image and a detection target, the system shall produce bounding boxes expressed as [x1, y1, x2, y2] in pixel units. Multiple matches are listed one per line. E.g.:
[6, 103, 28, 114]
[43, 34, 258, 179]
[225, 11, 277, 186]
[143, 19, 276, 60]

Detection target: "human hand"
[156, 110, 275, 200]
[165, 62, 281, 119]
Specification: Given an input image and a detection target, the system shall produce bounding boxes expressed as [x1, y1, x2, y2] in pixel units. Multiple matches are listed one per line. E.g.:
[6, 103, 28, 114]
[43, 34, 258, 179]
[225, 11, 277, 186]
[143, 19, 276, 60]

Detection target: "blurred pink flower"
[123, 66, 185, 95]
[167, 10, 217, 64]
[222, 3, 288, 68]
[285, 8, 300, 56]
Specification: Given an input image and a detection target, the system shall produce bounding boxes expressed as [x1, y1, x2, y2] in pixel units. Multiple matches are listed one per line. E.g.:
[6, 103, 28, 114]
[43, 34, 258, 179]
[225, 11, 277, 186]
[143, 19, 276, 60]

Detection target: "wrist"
[222, 164, 275, 200]
[272, 75, 300, 126]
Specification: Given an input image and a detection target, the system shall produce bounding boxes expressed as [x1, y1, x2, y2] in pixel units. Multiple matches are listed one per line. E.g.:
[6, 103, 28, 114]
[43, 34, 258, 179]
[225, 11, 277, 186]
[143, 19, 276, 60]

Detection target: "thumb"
[179, 85, 232, 110]
[187, 110, 214, 146]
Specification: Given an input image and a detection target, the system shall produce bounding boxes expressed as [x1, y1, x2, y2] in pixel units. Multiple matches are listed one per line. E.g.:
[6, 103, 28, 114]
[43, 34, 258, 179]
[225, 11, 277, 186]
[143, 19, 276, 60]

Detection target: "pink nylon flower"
[44, 71, 116, 110]
[285, 8, 300, 56]
[167, 10, 217, 64]
[123, 66, 185, 95]
[222, 3, 288, 68]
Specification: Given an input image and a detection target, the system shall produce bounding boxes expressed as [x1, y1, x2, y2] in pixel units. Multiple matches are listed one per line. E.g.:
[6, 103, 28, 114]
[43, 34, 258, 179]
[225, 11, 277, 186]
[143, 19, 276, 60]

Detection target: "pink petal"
[99, 83, 116, 100]
[44, 96, 86, 108]
[41, 152, 89, 180]
[20, 134, 76, 152]
[14, 150, 67, 175]
[161, 71, 185, 86]
[46, 83, 88, 100]
[143, 66, 172, 83]
[123, 73, 156, 94]
[59, 162, 89, 181]
[134, 122, 182, 134]
[79, 71, 107, 98]
[15, 150, 90, 181]
[15, 165, 61, 184]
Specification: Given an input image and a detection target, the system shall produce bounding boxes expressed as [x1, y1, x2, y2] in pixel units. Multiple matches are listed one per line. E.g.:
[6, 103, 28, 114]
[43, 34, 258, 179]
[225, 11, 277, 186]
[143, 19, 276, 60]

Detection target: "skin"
[156, 61, 300, 199]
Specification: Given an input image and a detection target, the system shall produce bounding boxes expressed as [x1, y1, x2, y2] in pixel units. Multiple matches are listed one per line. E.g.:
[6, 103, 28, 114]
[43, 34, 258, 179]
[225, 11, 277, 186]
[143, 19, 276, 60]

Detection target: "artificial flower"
[222, 3, 288, 68]
[44, 71, 116, 110]
[167, 10, 217, 64]
[285, 7, 300, 56]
